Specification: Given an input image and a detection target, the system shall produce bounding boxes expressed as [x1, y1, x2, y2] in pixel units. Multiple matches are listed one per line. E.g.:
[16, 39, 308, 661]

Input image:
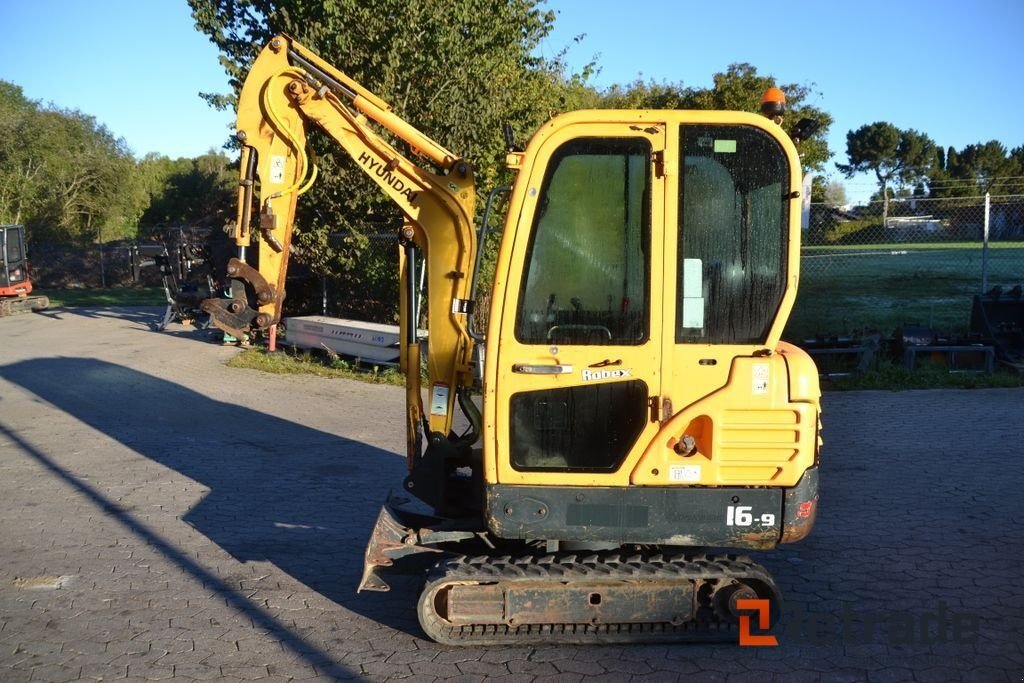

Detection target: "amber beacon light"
[761, 87, 786, 122]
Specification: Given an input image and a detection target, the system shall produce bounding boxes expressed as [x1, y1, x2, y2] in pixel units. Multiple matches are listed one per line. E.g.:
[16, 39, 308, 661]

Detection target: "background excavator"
[0, 225, 49, 317]
[202, 36, 822, 645]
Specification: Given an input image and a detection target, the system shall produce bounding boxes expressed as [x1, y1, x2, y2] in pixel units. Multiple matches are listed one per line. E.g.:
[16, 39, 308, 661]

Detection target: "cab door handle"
[512, 363, 574, 375]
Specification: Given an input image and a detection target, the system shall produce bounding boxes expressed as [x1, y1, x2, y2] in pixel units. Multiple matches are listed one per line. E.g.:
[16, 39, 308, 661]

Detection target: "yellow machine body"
[203, 35, 823, 646]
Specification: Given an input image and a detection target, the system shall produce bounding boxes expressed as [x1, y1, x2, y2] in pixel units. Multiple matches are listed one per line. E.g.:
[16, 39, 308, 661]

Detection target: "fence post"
[98, 242, 106, 289]
[981, 192, 991, 292]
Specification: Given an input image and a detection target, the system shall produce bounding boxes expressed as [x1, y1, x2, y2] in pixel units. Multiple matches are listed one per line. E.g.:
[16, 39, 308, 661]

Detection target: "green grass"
[787, 244, 1024, 340]
[224, 331, 1023, 392]
[38, 287, 165, 307]
[825, 360, 1024, 391]
[229, 343, 1021, 392]
[803, 241, 1024, 252]
[227, 347, 405, 385]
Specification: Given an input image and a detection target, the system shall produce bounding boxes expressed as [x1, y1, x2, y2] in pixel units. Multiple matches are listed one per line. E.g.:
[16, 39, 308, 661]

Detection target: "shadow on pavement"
[33, 306, 230, 341]
[31, 305, 165, 325]
[127, 325, 229, 344]
[0, 357, 425, 671]
[39, 306, 222, 343]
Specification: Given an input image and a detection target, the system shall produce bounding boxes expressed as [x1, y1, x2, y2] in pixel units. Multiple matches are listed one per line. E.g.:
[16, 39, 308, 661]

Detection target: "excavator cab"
[374, 113, 822, 645]
[488, 116, 804, 486]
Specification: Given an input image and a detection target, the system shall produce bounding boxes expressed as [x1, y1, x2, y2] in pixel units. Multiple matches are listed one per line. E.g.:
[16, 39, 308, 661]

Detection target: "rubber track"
[418, 551, 780, 646]
[0, 296, 48, 317]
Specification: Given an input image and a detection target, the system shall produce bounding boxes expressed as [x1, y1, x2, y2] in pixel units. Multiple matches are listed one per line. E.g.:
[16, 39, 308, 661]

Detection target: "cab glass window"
[6, 231, 22, 263]
[677, 125, 789, 344]
[510, 381, 648, 472]
[515, 138, 650, 346]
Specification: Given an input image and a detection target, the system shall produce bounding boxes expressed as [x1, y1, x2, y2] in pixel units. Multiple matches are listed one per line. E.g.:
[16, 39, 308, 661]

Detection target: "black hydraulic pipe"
[404, 241, 417, 346]
[468, 185, 510, 342]
[288, 50, 358, 101]
[237, 145, 259, 264]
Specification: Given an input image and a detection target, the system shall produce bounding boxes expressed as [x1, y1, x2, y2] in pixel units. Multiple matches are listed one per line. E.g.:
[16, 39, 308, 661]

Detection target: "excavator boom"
[201, 35, 477, 441]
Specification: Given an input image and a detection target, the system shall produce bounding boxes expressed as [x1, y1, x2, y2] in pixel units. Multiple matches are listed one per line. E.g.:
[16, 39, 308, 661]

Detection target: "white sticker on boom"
[670, 465, 701, 482]
[429, 383, 450, 418]
[752, 363, 770, 395]
[270, 155, 286, 184]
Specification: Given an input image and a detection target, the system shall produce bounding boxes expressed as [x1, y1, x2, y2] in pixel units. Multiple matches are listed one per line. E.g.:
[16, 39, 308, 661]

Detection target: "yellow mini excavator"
[202, 36, 822, 645]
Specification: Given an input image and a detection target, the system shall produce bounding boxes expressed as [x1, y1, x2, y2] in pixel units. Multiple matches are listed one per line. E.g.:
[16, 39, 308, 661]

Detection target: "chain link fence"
[293, 232, 403, 323]
[28, 239, 159, 289]
[26, 194, 1024, 346]
[324, 194, 1024, 343]
[793, 193, 1024, 340]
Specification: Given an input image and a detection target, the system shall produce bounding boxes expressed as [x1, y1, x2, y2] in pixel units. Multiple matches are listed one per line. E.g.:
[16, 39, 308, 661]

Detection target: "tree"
[595, 64, 834, 172]
[188, 0, 593, 322]
[0, 81, 143, 245]
[0, 82, 51, 227]
[1010, 146, 1024, 193]
[951, 141, 1015, 194]
[823, 180, 848, 207]
[810, 175, 827, 203]
[139, 150, 235, 227]
[836, 122, 936, 223]
[189, 0, 575, 282]
[929, 141, 1024, 198]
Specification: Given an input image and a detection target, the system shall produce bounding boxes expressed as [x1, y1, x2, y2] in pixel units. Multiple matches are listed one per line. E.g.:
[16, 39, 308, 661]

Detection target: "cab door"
[489, 121, 666, 486]
[1, 227, 29, 289]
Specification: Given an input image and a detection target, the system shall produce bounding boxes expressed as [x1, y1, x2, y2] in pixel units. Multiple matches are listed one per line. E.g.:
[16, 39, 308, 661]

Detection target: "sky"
[1, 0, 1022, 203]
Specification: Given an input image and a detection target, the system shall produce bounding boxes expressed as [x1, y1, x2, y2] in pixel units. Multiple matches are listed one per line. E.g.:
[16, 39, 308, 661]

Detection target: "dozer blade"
[360, 499, 483, 593]
[359, 504, 416, 593]
[357, 499, 471, 593]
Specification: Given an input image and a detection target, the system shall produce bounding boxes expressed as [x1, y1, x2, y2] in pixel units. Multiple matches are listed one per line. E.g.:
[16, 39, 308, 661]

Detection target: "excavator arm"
[201, 35, 478, 444]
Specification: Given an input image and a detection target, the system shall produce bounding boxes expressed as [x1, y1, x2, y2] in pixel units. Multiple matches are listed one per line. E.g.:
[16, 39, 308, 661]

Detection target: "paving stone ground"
[1, 306, 1022, 682]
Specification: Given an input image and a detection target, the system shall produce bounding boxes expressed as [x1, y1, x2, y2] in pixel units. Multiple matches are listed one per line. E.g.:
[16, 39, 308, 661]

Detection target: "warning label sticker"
[429, 383, 450, 418]
[669, 465, 701, 482]
[752, 363, 769, 395]
[270, 155, 286, 184]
